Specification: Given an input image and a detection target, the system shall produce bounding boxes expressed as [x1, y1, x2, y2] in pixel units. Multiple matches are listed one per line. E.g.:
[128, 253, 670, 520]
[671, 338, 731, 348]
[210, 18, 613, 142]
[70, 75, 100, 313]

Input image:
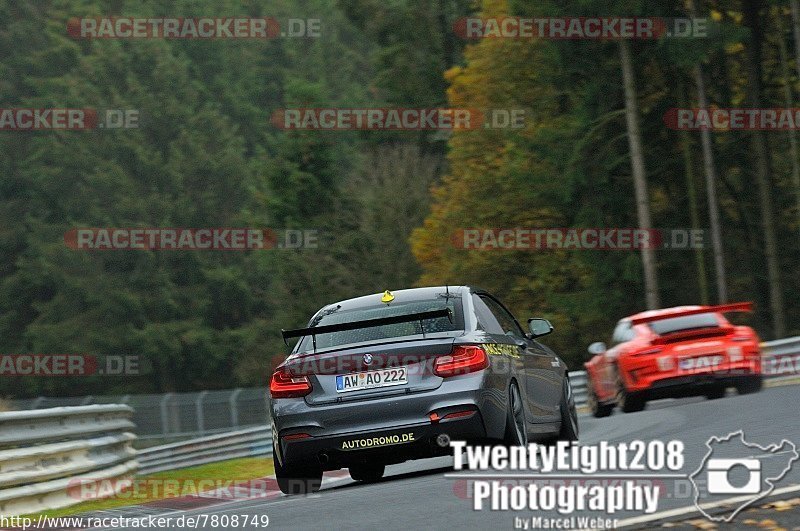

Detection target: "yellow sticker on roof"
[381, 290, 395, 304]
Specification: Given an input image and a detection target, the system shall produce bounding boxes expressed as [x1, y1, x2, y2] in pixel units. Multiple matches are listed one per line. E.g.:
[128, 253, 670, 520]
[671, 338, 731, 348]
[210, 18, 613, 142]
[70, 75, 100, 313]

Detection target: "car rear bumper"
[622, 358, 761, 394]
[276, 410, 487, 470]
[270, 369, 511, 469]
[634, 373, 761, 399]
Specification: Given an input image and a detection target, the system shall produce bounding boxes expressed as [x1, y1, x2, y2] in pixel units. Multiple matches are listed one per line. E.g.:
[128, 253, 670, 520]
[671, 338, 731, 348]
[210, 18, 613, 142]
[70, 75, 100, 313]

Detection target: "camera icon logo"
[706, 458, 760, 494]
[689, 431, 798, 522]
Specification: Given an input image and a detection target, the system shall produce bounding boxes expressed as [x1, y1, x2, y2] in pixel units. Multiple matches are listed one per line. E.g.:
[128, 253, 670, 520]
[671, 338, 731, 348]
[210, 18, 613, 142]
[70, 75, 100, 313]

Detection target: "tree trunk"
[693, 65, 728, 303]
[619, 39, 660, 310]
[679, 80, 710, 305]
[743, 0, 786, 338]
[687, 0, 727, 304]
[791, 0, 800, 80]
[776, 6, 800, 238]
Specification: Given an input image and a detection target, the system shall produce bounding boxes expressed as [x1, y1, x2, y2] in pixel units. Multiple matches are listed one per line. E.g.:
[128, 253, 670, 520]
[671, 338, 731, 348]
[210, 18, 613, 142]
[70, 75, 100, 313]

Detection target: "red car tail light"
[443, 409, 477, 420]
[429, 409, 477, 423]
[434, 345, 489, 378]
[282, 432, 311, 440]
[270, 370, 312, 398]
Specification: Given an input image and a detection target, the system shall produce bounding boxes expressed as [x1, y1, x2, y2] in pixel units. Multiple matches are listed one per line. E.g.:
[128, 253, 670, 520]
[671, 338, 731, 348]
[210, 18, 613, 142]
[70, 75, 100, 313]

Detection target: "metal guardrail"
[137, 426, 271, 475]
[6, 388, 270, 443]
[569, 371, 588, 407]
[0, 405, 137, 516]
[0, 404, 135, 447]
[761, 336, 800, 376]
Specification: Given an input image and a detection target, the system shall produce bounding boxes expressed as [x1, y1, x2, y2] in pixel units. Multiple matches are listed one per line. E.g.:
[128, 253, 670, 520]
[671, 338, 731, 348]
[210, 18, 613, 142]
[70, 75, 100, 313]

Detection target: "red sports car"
[584, 303, 762, 417]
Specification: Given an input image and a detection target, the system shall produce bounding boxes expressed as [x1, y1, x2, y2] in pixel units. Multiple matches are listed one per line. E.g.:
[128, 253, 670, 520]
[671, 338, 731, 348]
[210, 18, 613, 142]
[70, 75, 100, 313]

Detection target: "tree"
[619, 39, 660, 309]
[742, 0, 786, 337]
[774, 6, 800, 239]
[694, 63, 729, 302]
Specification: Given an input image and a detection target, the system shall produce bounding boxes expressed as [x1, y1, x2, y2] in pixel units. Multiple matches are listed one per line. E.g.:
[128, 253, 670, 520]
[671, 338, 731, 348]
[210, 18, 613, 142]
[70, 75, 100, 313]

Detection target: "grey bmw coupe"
[270, 286, 578, 494]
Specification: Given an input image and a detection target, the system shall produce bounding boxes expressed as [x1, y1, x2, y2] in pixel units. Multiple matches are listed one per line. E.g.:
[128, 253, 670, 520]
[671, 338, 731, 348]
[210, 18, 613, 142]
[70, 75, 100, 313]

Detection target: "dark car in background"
[269, 286, 578, 494]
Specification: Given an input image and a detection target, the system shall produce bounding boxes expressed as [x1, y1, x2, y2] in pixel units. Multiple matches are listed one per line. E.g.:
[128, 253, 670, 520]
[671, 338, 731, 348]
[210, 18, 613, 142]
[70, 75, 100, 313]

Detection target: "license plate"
[336, 367, 408, 393]
[679, 355, 723, 371]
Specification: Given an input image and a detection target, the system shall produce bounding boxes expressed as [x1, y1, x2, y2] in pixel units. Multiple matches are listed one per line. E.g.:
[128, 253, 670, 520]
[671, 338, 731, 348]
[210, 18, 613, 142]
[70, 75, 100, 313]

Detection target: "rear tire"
[274, 447, 323, 495]
[736, 375, 763, 395]
[705, 385, 726, 400]
[587, 378, 614, 418]
[558, 376, 579, 441]
[616, 372, 645, 413]
[503, 382, 528, 446]
[349, 464, 385, 483]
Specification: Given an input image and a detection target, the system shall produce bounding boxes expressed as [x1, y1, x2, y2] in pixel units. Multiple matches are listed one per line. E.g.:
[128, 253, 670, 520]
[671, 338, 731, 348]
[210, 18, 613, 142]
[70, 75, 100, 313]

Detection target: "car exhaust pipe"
[318, 452, 330, 464]
[436, 433, 451, 448]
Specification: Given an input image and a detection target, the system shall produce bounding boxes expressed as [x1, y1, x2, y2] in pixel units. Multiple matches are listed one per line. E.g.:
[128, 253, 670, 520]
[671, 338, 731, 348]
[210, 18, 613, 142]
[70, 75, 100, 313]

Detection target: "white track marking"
[615, 483, 800, 528]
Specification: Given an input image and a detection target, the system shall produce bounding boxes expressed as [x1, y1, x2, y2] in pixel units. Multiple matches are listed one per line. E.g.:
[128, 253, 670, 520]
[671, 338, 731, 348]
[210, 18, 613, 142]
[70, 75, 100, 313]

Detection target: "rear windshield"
[297, 298, 463, 351]
[648, 313, 720, 335]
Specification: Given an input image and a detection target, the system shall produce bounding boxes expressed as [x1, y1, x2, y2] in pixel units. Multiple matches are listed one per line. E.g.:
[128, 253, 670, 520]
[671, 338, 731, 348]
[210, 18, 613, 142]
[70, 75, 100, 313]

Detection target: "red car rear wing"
[629, 302, 753, 326]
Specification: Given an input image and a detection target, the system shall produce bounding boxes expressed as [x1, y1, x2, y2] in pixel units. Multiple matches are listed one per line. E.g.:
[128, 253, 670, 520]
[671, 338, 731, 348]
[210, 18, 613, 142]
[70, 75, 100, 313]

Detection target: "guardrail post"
[196, 391, 208, 436]
[229, 388, 242, 428]
[31, 397, 44, 409]
[160, 393, 174, 438]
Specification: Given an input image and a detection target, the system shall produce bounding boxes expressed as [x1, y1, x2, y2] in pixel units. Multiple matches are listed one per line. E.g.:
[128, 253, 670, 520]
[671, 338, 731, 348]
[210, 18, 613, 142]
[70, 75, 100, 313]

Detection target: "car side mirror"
[528, 318, 553, 338]
[587, 342, 607, 357]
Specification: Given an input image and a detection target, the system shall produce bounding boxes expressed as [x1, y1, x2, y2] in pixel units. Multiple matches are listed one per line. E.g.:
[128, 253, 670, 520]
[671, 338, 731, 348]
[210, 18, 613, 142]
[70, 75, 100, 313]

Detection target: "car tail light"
[443, 409, 476, 420]
[434, 346, 489, 378]
[270, 370, 312, 398]
[429, 409, 477, 423]
[283, 432, 311, 440]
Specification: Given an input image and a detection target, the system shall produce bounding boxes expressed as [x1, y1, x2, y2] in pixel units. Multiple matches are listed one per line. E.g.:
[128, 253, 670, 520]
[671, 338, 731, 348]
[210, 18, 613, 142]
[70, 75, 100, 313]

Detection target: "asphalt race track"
[102, 384, 800, 530]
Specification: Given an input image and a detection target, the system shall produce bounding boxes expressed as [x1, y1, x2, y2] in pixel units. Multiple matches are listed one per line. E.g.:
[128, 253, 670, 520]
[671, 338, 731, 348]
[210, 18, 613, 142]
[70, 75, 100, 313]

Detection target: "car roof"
[626, 305, 705, 322]
[319, 286, 471, 313]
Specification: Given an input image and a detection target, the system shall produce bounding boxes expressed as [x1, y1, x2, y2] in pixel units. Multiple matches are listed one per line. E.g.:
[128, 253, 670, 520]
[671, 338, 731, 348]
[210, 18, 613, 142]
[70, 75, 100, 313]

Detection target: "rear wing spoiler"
[629, 302, 753, 326]
[281, 308, 453, 350]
